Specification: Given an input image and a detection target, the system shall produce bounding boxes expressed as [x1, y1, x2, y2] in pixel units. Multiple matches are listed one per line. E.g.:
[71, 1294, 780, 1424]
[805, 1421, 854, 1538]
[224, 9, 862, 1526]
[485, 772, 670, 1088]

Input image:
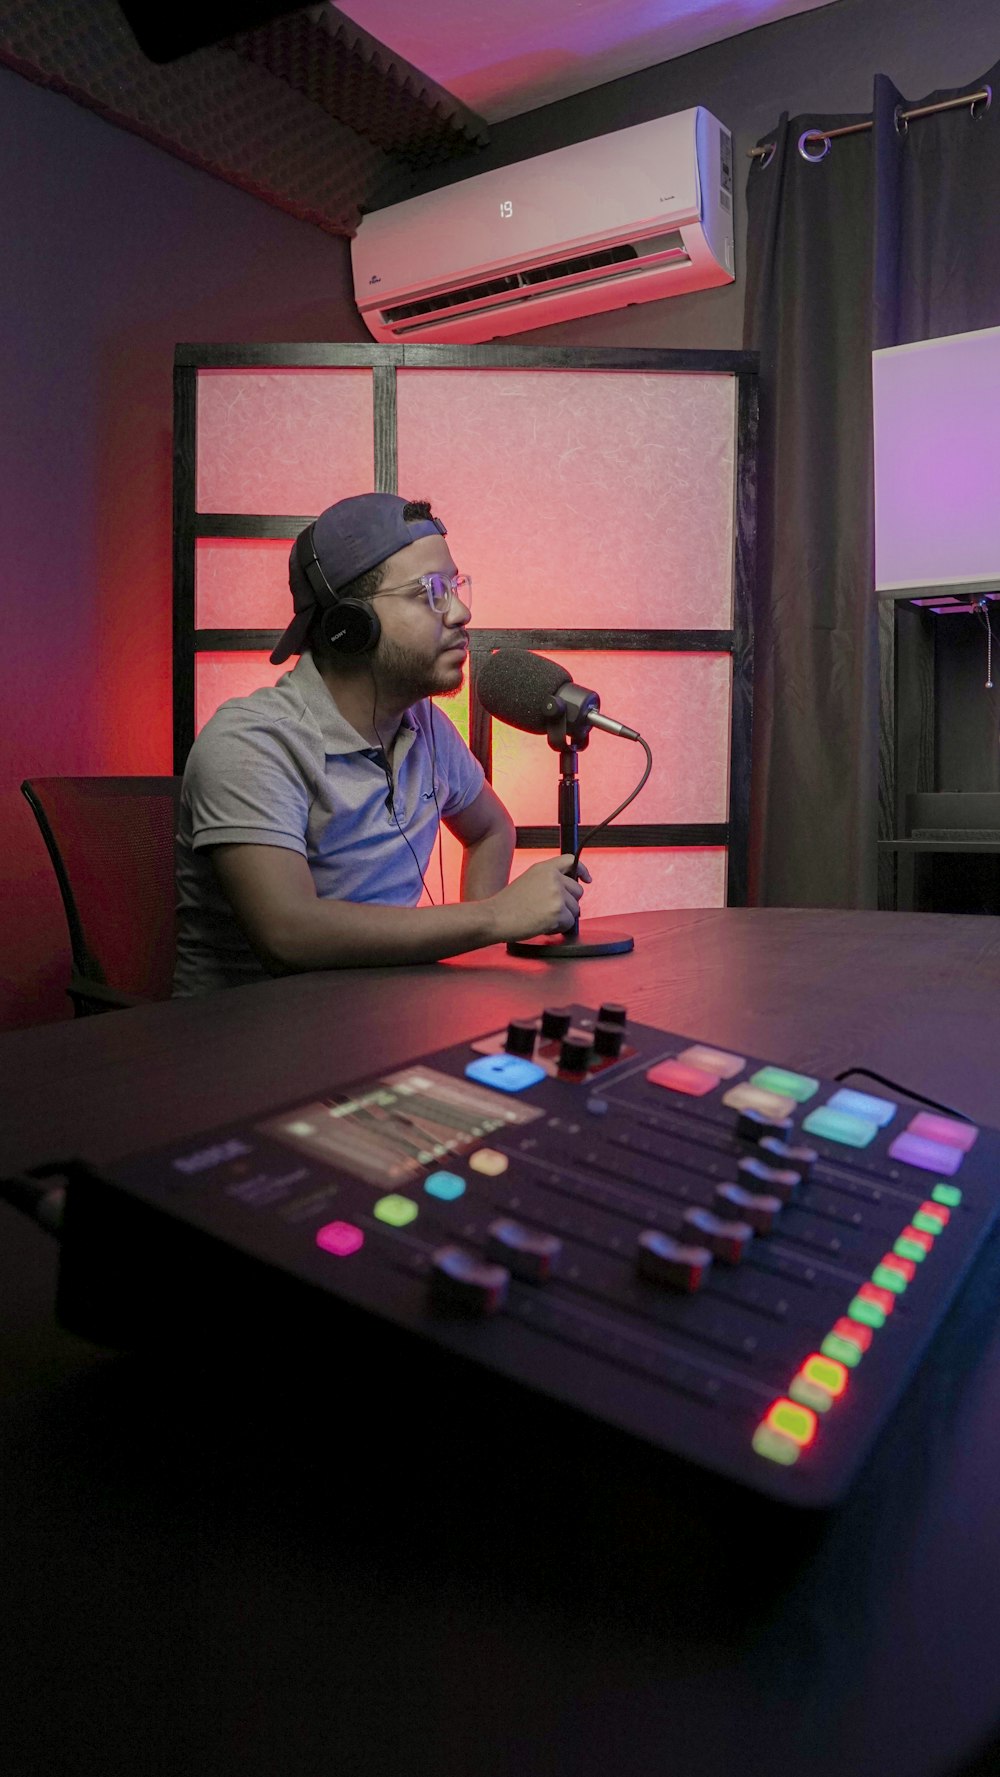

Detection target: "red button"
[646, 1059, 719, 1097]
[901, 1224, 934, 1253]
[832, 1316, 873, 1351]
[880, 1252, 916, 1282]
[858, 1282, 896, 1315]
[919, 1200, 950, 1226]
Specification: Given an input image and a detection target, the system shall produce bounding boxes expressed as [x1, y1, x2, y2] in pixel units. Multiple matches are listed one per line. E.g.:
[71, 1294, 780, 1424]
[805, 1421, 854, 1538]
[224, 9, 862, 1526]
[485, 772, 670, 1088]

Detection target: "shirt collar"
[288, 651, 418, 758]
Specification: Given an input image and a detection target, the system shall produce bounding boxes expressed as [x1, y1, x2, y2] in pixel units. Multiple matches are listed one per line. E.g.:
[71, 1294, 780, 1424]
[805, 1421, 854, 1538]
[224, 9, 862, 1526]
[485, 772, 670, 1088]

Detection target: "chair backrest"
[21, 776, 182, 1014]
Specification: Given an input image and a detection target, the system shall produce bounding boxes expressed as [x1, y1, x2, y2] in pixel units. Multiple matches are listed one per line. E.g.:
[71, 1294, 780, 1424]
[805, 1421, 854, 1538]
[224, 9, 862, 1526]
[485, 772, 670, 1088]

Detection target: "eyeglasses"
[374, 572, 472, 614]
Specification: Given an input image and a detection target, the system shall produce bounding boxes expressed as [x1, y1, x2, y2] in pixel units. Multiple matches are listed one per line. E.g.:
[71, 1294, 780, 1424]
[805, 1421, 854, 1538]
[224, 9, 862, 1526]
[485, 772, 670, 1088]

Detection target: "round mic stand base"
[506, 924, 634, 959]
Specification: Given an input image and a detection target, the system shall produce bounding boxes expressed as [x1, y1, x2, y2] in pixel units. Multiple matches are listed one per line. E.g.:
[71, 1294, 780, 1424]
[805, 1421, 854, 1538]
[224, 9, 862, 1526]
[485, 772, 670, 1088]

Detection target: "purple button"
[888, 1132, 964, 1176]
[907, 1111, 978, 1153]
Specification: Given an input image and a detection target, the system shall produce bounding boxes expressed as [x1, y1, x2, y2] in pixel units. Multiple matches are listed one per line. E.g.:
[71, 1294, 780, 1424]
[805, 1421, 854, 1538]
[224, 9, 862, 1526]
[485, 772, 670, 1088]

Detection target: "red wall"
[0, 66, 367, 1030]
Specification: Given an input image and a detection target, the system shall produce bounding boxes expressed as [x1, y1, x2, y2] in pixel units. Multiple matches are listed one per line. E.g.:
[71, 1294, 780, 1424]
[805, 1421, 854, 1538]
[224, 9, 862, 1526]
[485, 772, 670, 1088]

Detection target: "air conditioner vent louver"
[381, 236, 688, 327]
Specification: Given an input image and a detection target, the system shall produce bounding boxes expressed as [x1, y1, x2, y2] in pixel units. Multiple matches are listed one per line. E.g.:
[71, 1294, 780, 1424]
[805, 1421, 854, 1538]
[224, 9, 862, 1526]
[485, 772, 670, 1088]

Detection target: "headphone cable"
[370, 666, 438, 906]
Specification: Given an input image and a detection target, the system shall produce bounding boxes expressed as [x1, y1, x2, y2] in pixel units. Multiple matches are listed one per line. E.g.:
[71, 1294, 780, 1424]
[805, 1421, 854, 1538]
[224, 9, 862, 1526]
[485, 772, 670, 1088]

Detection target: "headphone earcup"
[321, 598, 381, 655]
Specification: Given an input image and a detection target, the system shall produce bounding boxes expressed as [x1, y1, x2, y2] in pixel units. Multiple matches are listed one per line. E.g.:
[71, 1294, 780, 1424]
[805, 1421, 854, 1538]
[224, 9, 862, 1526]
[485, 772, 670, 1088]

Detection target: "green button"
[374, 1194, 419, 1228]
[894, 1236, 927, 1263]
[871, 1263, 907, 1294]
[750, 1066, 820, 1103]
[932, 1183, 962, 1207]
[848, 1296, 886, 1328]
[752, 1425, 800, 1466]
[802, 1107, 879, 1149]
[789, 1376, 833, 1413]
[822, 1333, 863, 1367]
[913, 1210, 945, 1235]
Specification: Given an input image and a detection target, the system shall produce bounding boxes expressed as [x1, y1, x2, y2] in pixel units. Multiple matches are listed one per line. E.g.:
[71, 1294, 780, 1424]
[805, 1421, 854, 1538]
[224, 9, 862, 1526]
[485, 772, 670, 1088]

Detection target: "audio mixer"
[60, 1003, 1000, 1506]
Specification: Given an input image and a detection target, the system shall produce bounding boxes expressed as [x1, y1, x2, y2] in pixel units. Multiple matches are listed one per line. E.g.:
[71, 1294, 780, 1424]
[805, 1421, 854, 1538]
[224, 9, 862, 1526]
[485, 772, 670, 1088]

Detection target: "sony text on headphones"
[292, 523, 382, 656]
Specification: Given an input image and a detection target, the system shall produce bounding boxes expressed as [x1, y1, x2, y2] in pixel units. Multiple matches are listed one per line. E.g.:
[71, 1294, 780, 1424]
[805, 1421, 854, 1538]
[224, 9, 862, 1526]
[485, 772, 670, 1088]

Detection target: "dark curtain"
[744, 60, 1000, 908]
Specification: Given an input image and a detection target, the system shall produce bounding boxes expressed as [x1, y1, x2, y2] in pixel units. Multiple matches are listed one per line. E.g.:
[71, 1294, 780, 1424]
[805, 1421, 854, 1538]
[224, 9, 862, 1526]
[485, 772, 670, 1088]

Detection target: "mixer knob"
[485, 1218, 561, 1282]
[592, 1021, 625, 1059]
[759, 1137, 818, 1179]
[598, 1002, 627, 1027]
[559, 1034, 592, 1073]
[505, 1018, 538, 1057]
[540, 1006, 573, 1040]
[430, 1246, 509, 1315]
[737, 1107, 795, 1144]
[737, 1155, 802, 1204]
[714, 1182, 783, 1234]
[636, 1229, 712, 1292]
[682, 1206, 754, 1264]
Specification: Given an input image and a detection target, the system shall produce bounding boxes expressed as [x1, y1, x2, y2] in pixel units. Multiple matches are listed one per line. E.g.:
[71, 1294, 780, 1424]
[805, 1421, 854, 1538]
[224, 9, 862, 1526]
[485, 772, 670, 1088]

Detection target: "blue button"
[425, 1170, 466, 1201]
[826, 1088, 897, 1127]
[465, 1054, 547, 1094]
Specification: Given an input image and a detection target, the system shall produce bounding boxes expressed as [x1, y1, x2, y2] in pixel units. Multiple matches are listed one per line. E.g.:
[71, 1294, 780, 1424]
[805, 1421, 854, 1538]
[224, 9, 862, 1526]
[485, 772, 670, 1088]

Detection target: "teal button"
[465, 1054, 546, 1094]
[803, 1106, 879, 1149]
[424, 1170, 466, 1202]
[826, 1087, 897, 1127]
[750, 1066, 819, 1103]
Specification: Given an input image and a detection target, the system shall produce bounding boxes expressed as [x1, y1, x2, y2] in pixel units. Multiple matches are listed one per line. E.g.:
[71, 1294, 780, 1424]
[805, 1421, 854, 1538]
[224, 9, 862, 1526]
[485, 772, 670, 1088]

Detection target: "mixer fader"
[98, 1003, 999, 1506]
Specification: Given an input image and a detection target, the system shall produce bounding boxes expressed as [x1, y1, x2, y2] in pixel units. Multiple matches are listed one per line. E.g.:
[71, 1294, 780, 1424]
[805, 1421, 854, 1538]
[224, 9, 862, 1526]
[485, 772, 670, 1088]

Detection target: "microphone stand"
[506, 688, 634, 960]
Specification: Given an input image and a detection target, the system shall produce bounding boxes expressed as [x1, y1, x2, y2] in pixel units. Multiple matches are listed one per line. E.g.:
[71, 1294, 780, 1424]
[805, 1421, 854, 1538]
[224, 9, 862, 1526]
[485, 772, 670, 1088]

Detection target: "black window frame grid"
[174, 342, 758, 903]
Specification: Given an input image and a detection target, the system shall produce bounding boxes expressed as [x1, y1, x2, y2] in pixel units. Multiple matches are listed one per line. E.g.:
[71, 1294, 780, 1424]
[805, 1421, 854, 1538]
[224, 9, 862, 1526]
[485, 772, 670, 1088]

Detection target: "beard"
[371, 633, 464, 706]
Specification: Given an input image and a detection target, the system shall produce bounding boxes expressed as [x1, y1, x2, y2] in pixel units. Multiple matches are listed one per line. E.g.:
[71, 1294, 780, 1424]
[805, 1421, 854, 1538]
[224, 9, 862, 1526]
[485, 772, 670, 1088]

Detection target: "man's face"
[369, 532, 470, 705]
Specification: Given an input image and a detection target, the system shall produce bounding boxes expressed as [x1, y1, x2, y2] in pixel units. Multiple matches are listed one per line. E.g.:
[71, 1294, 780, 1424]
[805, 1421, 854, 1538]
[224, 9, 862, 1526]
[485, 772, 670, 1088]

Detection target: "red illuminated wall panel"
[510, 848, 727, 916]
[196, 538, 294, 628]
[195, 652, 286, 734]
[490, 652, 731, 828]
[196, 369, 374, 513]
[396, 369, 735, 629]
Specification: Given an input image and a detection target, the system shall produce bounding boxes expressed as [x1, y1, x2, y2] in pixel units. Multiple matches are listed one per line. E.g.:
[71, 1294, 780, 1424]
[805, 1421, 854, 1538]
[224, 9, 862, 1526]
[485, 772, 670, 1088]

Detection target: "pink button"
[316, 1220, 365, 1257]
[646, 1059, 719, 1097]
[907, 1111, 978, 1153]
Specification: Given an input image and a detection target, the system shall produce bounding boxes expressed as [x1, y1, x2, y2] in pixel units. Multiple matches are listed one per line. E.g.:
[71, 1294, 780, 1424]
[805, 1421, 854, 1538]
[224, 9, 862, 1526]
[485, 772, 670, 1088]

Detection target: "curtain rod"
[749, 85, 991, 165]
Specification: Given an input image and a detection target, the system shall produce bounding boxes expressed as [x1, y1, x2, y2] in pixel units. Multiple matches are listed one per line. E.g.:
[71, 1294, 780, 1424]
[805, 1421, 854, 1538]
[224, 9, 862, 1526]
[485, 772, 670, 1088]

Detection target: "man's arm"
[209, 839, 584, 974]
[445, 781, 516, 901]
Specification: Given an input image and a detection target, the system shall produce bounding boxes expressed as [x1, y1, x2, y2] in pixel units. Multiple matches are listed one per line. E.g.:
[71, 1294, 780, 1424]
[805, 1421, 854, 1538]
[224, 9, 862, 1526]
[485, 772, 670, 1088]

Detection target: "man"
[173, 492, 586, 994]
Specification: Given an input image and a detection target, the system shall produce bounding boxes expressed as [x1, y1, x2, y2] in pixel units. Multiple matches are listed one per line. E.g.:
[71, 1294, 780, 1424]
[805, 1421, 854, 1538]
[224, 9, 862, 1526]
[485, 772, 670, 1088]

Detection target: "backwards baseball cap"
[270, 492, 448, 665]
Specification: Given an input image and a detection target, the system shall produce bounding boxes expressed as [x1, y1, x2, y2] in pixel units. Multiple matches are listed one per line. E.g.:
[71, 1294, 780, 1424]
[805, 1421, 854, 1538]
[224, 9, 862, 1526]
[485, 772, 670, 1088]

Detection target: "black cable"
[370, 664, 437, 906]
[832, 1066, 974, 1122]
[573, 735, 653, 872]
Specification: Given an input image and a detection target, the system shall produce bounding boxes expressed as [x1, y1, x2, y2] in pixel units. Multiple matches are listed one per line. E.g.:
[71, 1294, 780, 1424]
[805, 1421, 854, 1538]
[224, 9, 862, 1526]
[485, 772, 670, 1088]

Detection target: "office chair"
[21, 776, 182, 1016]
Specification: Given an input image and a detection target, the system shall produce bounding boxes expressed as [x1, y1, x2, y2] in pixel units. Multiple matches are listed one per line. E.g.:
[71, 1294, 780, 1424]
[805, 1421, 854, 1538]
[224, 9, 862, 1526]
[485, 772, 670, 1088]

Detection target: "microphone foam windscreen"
[476, 650, 570, 733]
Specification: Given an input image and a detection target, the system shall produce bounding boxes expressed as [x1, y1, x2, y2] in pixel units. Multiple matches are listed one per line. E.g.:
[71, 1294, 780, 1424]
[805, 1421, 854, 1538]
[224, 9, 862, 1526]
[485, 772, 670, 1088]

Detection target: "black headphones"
[292, 523, 382, 656]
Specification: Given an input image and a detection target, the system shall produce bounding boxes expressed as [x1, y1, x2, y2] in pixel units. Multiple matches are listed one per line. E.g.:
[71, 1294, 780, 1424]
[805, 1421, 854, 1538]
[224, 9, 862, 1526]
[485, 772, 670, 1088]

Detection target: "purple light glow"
[874, 326, 1000, 596]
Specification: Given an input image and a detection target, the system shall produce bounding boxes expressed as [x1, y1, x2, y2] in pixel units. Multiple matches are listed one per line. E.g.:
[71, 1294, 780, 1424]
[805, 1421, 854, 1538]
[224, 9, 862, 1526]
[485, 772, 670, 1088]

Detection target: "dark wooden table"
[3, 909, 1000, 1777]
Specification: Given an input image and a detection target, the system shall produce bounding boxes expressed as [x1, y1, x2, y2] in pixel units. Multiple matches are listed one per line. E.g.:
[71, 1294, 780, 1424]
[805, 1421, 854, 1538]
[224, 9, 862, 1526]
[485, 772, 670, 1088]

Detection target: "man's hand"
[490, 855, 591, 941]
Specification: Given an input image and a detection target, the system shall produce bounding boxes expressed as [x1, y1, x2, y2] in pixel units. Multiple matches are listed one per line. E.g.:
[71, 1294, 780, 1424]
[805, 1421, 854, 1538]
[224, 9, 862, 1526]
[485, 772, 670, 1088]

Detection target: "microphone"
[476, 649, 641, 742]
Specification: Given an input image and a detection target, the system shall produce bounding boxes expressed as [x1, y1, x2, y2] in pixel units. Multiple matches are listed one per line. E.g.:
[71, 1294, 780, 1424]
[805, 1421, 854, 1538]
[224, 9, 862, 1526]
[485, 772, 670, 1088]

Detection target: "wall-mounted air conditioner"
[351, 108, 735, 344]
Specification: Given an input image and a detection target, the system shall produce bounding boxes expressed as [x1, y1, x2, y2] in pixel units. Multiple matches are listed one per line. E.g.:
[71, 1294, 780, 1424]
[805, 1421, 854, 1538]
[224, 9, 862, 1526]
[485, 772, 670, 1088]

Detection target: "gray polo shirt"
[173, 652, 485, 995]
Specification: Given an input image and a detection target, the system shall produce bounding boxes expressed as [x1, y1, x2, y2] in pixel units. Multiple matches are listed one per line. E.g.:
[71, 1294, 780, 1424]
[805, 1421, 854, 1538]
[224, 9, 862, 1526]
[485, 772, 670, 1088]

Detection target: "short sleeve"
[426, 706, 485, 818]
[183, 706, 312, 855]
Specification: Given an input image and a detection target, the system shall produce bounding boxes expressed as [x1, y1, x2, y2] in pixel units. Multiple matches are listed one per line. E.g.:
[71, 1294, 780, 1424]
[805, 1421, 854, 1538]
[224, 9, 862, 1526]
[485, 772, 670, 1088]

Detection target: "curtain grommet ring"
[798, 130, 830, 162]
[755, 141, 777, 170]
[972, 84, 992, 119]
[893, 104, 908, 137]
